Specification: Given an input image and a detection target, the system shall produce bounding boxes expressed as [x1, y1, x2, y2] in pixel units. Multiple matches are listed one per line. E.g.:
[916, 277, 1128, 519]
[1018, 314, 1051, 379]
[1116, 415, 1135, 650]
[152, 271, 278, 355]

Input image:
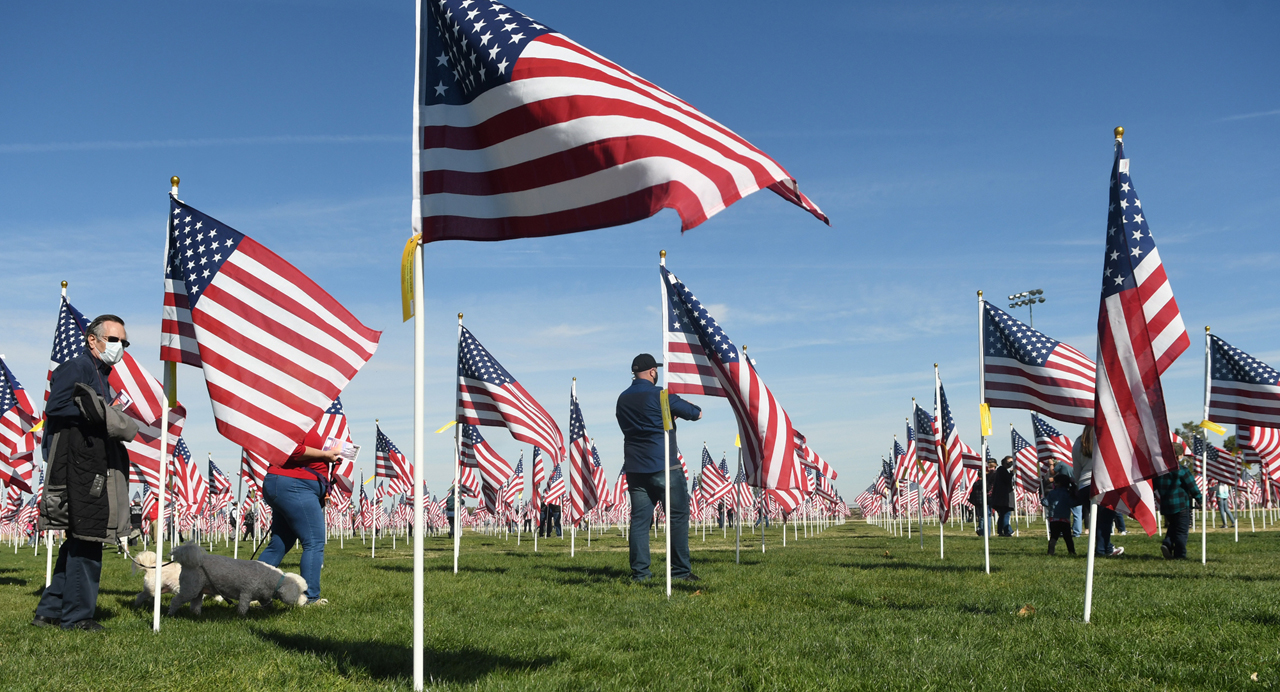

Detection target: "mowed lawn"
[1, 519, 1277, 691]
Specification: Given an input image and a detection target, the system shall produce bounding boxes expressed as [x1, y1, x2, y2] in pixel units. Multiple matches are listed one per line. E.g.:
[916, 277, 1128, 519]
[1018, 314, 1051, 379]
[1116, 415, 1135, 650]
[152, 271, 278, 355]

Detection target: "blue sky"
[2, 1, 1278, 503]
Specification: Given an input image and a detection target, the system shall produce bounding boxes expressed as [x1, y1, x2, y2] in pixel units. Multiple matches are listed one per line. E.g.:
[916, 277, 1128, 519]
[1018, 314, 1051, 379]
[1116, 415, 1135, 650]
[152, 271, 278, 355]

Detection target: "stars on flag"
[425, 0, 554, 103]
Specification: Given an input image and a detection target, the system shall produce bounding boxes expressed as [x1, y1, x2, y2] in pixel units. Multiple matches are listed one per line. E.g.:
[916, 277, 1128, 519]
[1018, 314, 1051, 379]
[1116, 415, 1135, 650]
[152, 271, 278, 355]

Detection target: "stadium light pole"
[1006, 288, 1046, 328]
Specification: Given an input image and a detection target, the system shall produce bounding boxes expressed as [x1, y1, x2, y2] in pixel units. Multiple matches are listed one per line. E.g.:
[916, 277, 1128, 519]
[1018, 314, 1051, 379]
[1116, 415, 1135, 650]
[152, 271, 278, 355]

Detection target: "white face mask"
[98, 340, 124, 365]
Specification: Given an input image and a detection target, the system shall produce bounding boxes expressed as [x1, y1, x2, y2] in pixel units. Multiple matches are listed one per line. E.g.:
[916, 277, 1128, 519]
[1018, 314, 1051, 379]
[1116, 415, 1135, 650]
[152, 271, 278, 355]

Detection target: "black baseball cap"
[631, 353, 662, 372]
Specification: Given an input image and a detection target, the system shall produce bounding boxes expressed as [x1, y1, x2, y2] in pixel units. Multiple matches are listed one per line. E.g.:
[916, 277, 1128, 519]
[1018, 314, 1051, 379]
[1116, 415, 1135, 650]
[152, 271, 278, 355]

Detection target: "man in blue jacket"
[616, 353, 701, 582]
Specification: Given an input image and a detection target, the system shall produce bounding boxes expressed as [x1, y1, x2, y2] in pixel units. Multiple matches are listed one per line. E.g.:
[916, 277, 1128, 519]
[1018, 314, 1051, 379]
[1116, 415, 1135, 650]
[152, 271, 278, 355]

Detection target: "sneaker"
[1118, 531, 1128, 536]
[1108, 546, 1125, 557]
[677, 574, 701, 582]
[1160, 544, 1172, 560]
[303, 598, 329, 607]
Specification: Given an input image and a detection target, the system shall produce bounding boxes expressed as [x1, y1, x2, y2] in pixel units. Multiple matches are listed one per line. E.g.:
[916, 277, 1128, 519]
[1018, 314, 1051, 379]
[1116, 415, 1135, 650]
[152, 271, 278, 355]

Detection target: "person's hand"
[696, 410, 703, 420]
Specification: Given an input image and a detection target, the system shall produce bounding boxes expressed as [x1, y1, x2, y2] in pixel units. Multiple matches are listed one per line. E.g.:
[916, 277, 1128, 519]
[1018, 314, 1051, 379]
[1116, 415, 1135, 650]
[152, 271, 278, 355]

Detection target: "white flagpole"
[735, 443, 742, 564]
[934, 365, 945, 560]
[977, 291, 990, 574]
[659, 250, 671, 599]
[1083, 495, 1099, 623]
[153, 177, 180, 633]
[410, 0, 427, 686]
[1201, 326, 1211, 565]
[571, 379, 577, 559]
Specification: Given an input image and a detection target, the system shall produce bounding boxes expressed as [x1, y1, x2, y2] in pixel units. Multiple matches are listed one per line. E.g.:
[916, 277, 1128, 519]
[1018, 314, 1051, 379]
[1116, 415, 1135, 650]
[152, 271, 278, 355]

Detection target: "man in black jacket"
[34, 314, 134, 631]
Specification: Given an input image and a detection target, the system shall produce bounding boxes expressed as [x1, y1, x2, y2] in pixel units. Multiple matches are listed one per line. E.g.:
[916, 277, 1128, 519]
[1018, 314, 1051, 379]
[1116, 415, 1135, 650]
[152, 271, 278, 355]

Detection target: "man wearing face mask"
[34, 314, 136, 631]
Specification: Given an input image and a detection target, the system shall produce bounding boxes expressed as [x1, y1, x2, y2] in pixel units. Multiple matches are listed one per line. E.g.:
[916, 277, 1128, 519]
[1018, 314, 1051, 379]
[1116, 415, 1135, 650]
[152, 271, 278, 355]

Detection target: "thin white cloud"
[0, 134, 402, 154]
[1220, 109, 1280, 122]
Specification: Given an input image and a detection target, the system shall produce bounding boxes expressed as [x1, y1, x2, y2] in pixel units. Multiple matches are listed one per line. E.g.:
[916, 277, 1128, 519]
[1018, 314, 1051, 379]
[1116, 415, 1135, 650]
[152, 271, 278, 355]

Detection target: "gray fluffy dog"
[169, 543, 308, 616]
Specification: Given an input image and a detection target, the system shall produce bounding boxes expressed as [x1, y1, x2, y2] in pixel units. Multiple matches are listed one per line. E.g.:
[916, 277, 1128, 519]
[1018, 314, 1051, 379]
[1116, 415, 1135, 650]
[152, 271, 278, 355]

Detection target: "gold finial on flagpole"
[1205, 325, 1211, 333]
[61, 281, 67, 289]
[1114, 127, 1124, 141]
[458, 312, 463, 320]
[660, 250, 666, 259]
[977, 290, 983, 297]
[934, 363, 938, 368]
[171, 176, 180, 187]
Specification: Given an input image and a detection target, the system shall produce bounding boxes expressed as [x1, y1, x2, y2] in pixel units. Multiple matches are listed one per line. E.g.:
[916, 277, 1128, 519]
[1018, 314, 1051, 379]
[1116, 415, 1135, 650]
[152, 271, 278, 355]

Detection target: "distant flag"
[172, 438, 207, 516]
[935, 380, 971, 522]
[456, 326, 564, 468]
[611, 469, 630, 509]
[460, 424, 513, 508]
[240, 448, 268, 492]
[911, 405, 941, 499]
[317, 398, 356, 496]
[44, 297, 89, 403]
[0, 357, 38, 492]
[209, 458, 233, 496]
[414, 0, 827, 245]
[662, 265, 800, 495]
[794, 430, 838, 480]
[544, 463, 565, 506]
[1192, 437, 1242, 486]
[590, 444, 608, 507]
[530, 446, 546, 507]
[1238, 426, 1280, 484]
[982, 301, 1096, 425]
[503, 454, 524, 508]
[1091, 137, 1189, 497]
[161, 197, 381, 466]
[699, 445, 731, 504]
[1010, 427, 1039, 493]
[566, 387, 599, 525]
[1206, 335, 1280, 428]
[376, 424, 407, 494]
[1033, 414, 1073, 473]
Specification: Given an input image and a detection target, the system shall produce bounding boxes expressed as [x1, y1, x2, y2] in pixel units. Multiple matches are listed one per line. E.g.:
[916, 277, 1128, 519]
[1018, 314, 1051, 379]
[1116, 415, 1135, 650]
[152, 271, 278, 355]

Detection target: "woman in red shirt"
[256, 425, 340, 605]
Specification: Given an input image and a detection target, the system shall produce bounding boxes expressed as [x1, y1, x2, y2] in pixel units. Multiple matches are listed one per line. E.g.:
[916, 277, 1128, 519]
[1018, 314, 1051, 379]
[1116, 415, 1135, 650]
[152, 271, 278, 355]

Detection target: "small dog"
[132, 551, 182, 608]
[169, 543, 308, 616]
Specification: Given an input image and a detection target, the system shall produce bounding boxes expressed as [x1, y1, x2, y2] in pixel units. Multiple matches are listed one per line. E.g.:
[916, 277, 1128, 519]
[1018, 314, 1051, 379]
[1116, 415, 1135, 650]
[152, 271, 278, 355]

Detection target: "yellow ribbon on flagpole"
[434, 421, 456, 434]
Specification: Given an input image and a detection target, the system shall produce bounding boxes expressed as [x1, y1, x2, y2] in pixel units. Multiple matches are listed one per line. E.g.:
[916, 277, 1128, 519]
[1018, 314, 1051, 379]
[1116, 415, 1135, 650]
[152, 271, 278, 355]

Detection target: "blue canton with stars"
[894, 439, 907, 460]
[167, 198, 244, 310]
[701, 446, 715, 471]
[662, 267, 740, 366]
[1011, 428, 1032, 457]
[457, 326, 517, 385]
[463, 423, 487, 446]
[377, 426, 403, 457]
[50, 298, 88, 368]
[326, 397, 345, 416]
[548, 463, 562, 484]
[423, 0, 555, 106]
[175, 437, 191, 465]
[1102, 142, 1160, 298]
[1032, 413, 1064, 439]
[983, 301, 1063, 366]
[719, 455, 730, 478]
[590, 444, 602, 468]
[913, 405, 933, 442]
[0, 358, 26, 414]
[569, 392, 587, 444]
[1209, 334, 1280, 386]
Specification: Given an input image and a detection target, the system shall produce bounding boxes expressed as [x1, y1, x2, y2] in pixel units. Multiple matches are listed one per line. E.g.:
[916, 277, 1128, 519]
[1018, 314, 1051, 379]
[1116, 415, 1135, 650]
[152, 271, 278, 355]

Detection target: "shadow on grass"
[0, 576, 28, 586]
[254, 630, 555, 683]
[370, 563, 510, 575]
[844, 561, 996, 574]
[543, 565, 629, 583]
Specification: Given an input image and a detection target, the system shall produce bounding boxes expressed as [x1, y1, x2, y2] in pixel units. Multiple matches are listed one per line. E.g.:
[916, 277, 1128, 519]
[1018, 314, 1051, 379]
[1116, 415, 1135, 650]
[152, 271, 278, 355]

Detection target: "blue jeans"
[1093, 506, 1117, 556]
[35, 537, 102, 626]
[997, 510, 1013, 536]
[627, 467, 691, 581]
[1070, 505, 1082, 537]
[1217, 498, 1236, 527]
[1163, 509, 1192, 558]
[258, 474, 325, 601]
[975, 507, 995, 536]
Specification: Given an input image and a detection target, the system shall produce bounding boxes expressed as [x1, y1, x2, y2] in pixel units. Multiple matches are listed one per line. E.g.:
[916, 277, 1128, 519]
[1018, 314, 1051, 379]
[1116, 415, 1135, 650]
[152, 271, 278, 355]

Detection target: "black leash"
[248, 530, 272, 561]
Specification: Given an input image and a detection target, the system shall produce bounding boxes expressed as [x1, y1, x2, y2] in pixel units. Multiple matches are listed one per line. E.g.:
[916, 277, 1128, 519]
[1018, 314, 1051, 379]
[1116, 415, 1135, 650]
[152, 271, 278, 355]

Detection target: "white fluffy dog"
[169, 543, 308, 616]
[132, 551, 182, 608]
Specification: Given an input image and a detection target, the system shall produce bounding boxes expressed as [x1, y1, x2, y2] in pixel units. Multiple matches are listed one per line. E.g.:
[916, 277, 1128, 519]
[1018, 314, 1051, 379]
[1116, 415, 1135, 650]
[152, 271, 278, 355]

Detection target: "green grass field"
[2, 519, 1277, 691]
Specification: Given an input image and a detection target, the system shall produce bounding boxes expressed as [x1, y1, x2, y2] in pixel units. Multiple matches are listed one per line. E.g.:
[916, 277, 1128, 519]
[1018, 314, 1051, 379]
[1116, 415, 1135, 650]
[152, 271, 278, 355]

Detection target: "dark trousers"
[1048, 521, 1075, 554]
[1163, 509, 1192, 558]
[626, 467, 691, 581]
[540, 504, 561, 537]
[35, 537, 103, 627]
[1093, 506, 1116, 556]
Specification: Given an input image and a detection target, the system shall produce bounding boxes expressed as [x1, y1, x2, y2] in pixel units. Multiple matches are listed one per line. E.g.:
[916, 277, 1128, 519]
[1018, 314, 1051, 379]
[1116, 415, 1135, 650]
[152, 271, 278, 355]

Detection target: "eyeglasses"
[100, 335, 130, 348]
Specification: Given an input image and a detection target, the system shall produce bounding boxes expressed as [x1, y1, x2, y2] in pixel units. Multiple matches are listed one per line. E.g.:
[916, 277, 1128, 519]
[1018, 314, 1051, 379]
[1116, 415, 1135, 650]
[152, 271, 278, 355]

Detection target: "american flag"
[460, 424, 513, 506]
[814, 468, 838, 502]
[0, 357, 37, 493]
[733, 465, 753, 510]
[1192, 437, 1241, 486]
[610, 469, 629, 509]
[45, 297, 89, 403]
[1, 484, 23, 523]
[241, 448, 268, 492]
[1207, 335, 1280, 428]
[793, 430, 838, 480]
[1032, 414, 1073, 473]
[1238, 426, 1280, 484]
[1091, 140, 1189, 496]
[982, 301, 1095, 425]
[1011, 426, 1040, 493]
[566, 387, 598, 525]
[413, 0, 827, 244]
[590, 443, 608, 506]
[662, 265, 799, 492]
[935, 380, 969, 522]
[854, 485, 881, 516]
[208, 458, 233, 496]
[544, 463, 565, 506]
[699, 445, 731, 504]
[160, 198, 381, 466]
[376, 424, 408, 494]
[503, 454, 524, 507]
[530, 445, 546, 507]
[456, 326, 564, 468]
[317, 398, 356, 496]
[910, 405, 941, 498]
[172, 438, 208, 516]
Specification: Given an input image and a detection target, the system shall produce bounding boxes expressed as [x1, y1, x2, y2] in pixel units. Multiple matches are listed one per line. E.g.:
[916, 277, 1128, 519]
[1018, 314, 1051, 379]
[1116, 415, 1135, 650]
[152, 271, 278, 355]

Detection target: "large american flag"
[0, 357, 37, 493]
[982, 301, 1095, 425]
[699, 445, 731, 504]
[1207, 335, 1280, 428]
[1010, 426, 1040, 493]
[376, 425, 407, 494]
[413, 0, 827, 244]
[161, 198, 381, 465]
[1091, 140, 1189, 495]
[661, 265, 799, 492]
[566, 387, 598, 525]
[456, 326, 564, 468]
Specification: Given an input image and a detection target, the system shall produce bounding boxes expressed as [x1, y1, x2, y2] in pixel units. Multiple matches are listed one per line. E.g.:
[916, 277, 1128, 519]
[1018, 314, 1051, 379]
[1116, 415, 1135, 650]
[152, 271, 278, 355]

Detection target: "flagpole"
[934, 365, 945, 560]
[976, 291, 991, 574]
[410, 0, 427, 686]
[570, 379, 577, 559]
[452, 315, 463, 573]
[735, 443, 742, 565]
[659, 250, 672, 599]
[1201, 326, 1211, 565]
[151, 177, 180, 633]
[1083, 494, 1098, 623]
